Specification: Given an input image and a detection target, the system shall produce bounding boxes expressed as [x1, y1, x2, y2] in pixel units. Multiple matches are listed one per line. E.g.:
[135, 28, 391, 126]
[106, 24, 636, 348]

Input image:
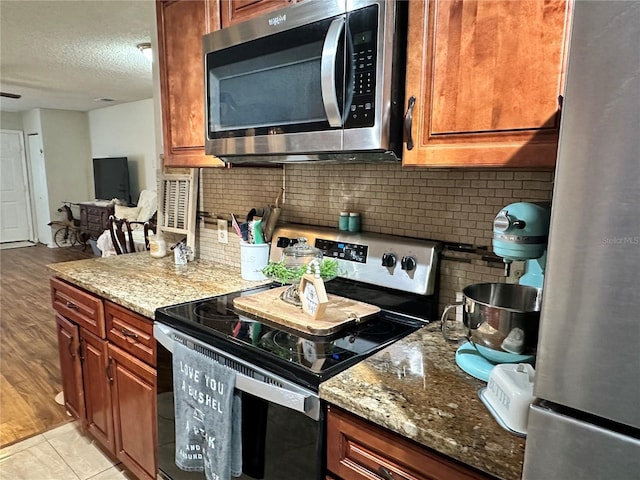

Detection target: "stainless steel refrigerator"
[522, 1, 640, 478]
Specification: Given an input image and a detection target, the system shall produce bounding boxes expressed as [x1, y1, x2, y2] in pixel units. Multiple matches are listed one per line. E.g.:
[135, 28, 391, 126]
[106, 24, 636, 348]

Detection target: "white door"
[0, 130, 32, 243]
[27, 133, 52, 246]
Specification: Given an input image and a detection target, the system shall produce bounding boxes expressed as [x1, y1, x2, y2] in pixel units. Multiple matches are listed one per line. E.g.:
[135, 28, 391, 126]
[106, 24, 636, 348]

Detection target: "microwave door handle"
[321, 16, 345, 127]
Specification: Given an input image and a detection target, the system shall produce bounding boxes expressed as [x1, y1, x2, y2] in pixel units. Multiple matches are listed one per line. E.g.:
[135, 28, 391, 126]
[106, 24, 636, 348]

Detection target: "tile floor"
[0, 421, 135, 480]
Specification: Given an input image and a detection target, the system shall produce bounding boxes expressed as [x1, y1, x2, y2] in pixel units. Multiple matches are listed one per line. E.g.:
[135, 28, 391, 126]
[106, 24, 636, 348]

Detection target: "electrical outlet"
[455, 291, 463, 323]
[217, 219, 228, 244]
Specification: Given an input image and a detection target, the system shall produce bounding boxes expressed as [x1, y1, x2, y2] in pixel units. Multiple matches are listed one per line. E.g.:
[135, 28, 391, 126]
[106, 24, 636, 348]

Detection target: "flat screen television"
[93, 157, 131, 204]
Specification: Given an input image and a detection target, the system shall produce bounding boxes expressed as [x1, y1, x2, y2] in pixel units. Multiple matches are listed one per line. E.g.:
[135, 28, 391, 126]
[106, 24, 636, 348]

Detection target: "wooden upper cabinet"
[156, 0, 224, 167]
[220, 0, 294, 28]
[403, 0, 571, 168]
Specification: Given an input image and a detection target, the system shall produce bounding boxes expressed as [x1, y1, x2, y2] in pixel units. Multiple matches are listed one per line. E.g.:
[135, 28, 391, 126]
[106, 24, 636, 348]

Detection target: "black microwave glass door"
[207, 15, 347, 139]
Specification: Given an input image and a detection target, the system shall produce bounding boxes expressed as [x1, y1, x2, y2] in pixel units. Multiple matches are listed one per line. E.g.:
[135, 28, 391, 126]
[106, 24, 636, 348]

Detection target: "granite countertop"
[319, 322, 526, 480]
[47, 252, 270, 318]
[49, 253, 523, 479]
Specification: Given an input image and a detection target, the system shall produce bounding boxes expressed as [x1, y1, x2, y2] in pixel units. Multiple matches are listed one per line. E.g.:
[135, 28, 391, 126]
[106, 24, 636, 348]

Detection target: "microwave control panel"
[346, 5, 377, 128]
[315, 239, 368, 264]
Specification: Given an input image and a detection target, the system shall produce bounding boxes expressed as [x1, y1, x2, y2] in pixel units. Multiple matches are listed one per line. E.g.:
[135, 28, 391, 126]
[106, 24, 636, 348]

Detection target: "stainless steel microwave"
[203, 0, 408, 164]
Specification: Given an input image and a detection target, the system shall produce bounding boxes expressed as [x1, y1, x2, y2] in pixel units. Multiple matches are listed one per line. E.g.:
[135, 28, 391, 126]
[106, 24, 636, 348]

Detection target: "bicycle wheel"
[68, 228, 79, 246]
[53, 227, 74, 247]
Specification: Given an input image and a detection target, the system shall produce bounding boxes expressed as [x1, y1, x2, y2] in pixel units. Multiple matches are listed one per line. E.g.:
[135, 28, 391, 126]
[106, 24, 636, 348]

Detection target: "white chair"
[95, 190, 157, 256]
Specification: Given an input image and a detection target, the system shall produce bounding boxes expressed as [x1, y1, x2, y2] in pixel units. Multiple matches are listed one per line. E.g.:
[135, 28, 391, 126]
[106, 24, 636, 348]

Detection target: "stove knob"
[401, 256, 416, 271]
[381, 253, 396, 267]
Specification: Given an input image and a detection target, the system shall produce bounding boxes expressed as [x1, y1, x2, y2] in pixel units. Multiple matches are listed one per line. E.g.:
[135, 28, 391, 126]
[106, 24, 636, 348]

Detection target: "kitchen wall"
[21, 108, 93, 246]
[88, 98, 158, 202]
[0, 111, 23, 130]
[196, 164, 554, 314]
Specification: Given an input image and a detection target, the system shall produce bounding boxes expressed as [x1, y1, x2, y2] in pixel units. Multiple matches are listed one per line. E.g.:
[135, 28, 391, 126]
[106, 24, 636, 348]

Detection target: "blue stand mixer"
[444, 202, 551, 381]
[492, 202, 551, 289]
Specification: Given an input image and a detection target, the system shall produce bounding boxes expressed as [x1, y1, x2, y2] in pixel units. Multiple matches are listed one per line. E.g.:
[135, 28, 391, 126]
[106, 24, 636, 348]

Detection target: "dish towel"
[173, 341, 242, 479]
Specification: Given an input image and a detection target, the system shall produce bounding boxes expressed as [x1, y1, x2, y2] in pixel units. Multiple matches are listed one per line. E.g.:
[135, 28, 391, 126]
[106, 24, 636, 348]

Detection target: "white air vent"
[158, 169, 199, 257]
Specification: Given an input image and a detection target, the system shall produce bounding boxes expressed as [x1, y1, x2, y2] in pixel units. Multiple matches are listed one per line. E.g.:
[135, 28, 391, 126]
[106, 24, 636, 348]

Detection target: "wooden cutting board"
[233, 286, 380, 336]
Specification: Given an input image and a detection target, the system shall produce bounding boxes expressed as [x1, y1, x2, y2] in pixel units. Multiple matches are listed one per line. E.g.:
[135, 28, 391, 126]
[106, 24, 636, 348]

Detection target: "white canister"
[240, 242, 270, 280]
[149, 232, 167, 258]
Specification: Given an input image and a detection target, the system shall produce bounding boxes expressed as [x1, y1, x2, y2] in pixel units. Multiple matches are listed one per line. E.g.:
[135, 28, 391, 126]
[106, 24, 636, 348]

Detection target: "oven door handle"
[154, 322, 320, 420]
[237, 375, 312, 416]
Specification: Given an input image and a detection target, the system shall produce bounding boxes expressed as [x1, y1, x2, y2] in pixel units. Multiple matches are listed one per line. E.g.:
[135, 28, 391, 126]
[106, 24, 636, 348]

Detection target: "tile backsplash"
[197, 163, 554, 315]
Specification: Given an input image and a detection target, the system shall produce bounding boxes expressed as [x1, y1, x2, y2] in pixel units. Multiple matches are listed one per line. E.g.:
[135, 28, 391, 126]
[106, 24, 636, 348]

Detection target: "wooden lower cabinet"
[52, 278, 157, 480]
[326, 406, 491, 480]
[82, 329, 115, 453]
[109, 344, 157, 480]
[55, 314, 84, 420]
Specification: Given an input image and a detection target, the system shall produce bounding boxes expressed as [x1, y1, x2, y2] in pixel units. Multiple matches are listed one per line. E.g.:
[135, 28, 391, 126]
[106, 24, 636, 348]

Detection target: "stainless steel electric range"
[154, 225, 441, 480]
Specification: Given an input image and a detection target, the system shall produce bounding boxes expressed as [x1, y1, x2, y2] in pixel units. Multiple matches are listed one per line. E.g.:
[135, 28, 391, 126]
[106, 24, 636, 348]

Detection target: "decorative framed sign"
[297, 338, 326, 370]
[299, 274, 329, 320]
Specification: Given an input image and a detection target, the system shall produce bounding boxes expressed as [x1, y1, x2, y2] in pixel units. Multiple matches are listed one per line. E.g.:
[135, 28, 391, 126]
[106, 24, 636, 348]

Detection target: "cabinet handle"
[106, 358, 114, 383]
[120, 327, 139, 340]
[403, 96, 416, 151]
[67, 337, 75, 359]
[65, 301, 78, 310]
[378, 466, 407, 480]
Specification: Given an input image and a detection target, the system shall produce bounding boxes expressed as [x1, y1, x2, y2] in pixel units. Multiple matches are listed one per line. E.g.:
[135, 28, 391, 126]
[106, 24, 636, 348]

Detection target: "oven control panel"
[315, 239, 368, 264]
[270, 224, 441, 296]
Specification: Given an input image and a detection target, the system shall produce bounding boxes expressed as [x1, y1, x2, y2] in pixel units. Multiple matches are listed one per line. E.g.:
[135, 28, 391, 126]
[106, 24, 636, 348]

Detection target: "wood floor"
[0, 243, 95, 448]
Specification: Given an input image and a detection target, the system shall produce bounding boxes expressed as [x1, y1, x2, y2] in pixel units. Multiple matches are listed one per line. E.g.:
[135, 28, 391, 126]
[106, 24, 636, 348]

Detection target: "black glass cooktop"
[155, 280, 433, 391]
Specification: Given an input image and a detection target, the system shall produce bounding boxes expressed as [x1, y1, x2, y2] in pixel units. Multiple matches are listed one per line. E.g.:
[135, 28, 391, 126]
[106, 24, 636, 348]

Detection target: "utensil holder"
[240, 242, 270, 280]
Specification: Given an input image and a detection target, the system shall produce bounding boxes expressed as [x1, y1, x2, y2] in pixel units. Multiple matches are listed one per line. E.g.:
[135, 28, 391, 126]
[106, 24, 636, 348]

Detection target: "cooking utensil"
[441, 283, 542, 361]
[262, 207, 280, 243]
[274, 187, 284, 208]
[261, 188, 284, 243]
[231, 214, 242, 238]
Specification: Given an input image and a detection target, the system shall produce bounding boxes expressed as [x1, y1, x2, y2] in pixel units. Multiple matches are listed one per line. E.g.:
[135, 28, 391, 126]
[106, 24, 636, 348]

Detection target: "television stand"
[78, 202, 114, 240]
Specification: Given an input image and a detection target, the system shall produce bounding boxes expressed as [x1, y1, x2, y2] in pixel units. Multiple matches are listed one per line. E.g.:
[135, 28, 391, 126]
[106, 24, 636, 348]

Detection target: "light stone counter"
[319, 322, 526, 480]
[48, 252, 270, 318]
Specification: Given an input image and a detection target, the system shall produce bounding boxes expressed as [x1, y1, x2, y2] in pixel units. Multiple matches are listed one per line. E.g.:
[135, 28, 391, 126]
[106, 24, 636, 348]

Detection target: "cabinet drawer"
[105, 301, 155, 367]
[51, 277, 105, 337]
[327, 406, 490, 480]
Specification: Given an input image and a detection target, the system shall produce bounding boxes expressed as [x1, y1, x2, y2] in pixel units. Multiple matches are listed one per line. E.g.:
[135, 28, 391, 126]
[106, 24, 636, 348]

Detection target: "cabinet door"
[327, 406, 490, 480]
[220, 0, 292, 28]
[156, 0, 224, 167]
[403, 0, 570, 168]
[81, 329, 114, 454]
[109, 344, 157, 480]
[55, 314, 85, 421]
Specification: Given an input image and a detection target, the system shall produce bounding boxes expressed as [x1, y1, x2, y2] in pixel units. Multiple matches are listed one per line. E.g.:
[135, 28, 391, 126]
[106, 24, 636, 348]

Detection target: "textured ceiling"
[0, 0, 156, 113]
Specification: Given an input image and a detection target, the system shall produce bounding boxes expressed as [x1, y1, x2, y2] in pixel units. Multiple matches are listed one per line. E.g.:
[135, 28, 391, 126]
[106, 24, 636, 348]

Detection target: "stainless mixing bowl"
[441, 283, 542, 363]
